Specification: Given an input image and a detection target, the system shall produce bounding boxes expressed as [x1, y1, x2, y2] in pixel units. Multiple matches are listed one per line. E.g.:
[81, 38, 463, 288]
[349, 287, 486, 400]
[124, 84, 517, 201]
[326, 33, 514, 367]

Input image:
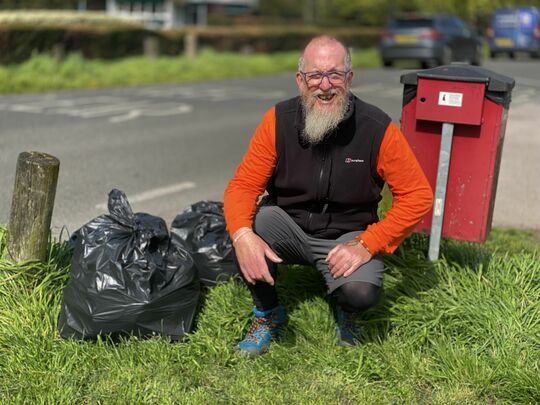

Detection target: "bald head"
[298, 36, 351, 72]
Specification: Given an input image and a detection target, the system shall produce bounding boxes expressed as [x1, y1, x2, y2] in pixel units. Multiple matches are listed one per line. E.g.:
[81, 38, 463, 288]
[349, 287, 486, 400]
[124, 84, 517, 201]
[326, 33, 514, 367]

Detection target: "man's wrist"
[232, 227, 253, 245]
[358, 238, 372, 255]
[346, 238, 372, 255]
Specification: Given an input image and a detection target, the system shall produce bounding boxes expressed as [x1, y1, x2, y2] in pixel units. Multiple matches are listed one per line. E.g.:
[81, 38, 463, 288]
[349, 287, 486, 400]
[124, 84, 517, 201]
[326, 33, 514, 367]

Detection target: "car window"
[451, 17, 466, 30]
[493, 11, 518, 28]
[439, 17, 453, 30]
[389, 18, 434, 29]
[454, 17, 472, 36]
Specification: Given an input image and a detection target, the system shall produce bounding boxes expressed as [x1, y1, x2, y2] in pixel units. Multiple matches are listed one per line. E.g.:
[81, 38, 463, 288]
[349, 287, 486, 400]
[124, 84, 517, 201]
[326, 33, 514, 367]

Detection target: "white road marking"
[108, 103, 193, 122]
[9, 96, 125, 113]
[95, 181, 197, 211]
[10, 100, 72, 112]
[107, 109, 142, 123]
[1, 81, 535, 124]
[0, 85, 284, 123]
[137, 87, 199, 97]
[53, 101, 149, 118]
[136, 86, 286, 100]
[142, 104, 193, 116]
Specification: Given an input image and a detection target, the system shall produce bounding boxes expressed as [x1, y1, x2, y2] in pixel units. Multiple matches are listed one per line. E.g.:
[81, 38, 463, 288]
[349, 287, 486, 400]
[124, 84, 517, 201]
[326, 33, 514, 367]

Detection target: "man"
[224, 36, 433, 357]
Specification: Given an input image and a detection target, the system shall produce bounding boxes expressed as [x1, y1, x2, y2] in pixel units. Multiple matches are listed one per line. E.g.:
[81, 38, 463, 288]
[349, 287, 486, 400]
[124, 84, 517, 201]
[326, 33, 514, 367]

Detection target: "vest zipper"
[318, 150, 326, 199]
[307, 146, 328, 232]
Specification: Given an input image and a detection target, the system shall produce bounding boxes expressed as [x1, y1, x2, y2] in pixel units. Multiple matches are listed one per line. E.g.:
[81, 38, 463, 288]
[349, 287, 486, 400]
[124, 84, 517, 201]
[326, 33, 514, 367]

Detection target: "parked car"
[379, 14, 483, 68]
[487, 7, 540, 59]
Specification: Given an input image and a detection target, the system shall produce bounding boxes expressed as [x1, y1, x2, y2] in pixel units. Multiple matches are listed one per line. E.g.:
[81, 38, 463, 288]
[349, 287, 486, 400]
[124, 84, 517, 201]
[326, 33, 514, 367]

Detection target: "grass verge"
[0, 225, 538, 403]
[0, 48, 381, 94]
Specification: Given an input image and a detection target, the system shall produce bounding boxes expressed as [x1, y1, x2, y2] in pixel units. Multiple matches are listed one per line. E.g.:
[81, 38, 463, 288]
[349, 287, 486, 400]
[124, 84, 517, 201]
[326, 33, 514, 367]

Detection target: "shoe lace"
[244, 316, 271, 344]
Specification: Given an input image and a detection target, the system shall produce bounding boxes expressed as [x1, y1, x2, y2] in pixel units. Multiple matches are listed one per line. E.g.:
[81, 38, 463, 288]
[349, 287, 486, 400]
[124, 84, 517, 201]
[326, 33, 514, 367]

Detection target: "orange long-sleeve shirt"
[224, 106, 433, 255]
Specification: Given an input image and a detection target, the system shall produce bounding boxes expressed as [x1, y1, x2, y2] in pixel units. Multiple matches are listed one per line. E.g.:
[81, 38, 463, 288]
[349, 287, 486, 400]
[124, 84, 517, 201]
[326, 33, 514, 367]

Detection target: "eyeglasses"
[299, 70, 351, 86]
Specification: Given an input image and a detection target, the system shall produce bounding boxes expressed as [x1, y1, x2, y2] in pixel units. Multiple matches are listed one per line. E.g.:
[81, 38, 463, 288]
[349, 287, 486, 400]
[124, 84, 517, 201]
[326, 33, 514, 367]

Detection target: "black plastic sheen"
[170, 201, 238, 287]
[58, 189, 200, 341]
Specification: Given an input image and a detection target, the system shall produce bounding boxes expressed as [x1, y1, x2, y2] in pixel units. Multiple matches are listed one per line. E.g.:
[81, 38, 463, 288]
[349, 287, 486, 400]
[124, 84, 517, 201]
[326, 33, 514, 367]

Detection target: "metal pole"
[428, 122, 454, 261]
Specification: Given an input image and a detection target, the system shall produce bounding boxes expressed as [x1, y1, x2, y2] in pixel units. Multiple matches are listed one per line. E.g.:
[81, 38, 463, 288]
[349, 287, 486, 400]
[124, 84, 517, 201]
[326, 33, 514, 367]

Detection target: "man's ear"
[347, 70, 354, 86]
[295, 72, 305, 92]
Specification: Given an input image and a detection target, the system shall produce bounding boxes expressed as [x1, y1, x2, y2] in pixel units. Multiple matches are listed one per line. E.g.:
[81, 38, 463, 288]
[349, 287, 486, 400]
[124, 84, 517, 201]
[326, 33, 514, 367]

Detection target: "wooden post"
[52, 43, 65, 63]
[7, 152, 60, 262]
[184, 32, 198, 60]
[143, 36, 160, 59]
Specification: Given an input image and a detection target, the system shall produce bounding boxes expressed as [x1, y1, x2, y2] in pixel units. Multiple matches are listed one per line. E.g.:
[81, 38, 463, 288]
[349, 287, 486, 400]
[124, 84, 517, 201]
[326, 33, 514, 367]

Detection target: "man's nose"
[319, 76, 333, 91]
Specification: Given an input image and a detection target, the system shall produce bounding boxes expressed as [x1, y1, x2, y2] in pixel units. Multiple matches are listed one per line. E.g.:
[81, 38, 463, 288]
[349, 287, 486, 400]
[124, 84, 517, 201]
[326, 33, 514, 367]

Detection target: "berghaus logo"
[345, 158, 364, 163]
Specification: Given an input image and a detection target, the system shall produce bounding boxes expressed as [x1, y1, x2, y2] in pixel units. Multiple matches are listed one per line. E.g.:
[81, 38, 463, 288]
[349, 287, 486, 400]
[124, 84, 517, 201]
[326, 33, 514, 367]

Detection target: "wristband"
[232, 228, 252, 244]
[358, 238, 372, 255]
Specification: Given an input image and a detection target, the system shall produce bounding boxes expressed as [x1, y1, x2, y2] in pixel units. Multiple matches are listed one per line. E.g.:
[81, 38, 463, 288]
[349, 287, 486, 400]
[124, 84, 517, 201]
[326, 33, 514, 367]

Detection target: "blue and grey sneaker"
[334, 306, 362, 346]
[236, 305, 285, 357]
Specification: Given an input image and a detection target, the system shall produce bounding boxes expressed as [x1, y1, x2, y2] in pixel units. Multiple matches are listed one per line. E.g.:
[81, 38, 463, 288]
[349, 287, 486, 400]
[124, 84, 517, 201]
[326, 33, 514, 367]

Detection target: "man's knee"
[253, 205, 286, 240]
[254, 205, 276, 229]
[332, 281, 382, 312]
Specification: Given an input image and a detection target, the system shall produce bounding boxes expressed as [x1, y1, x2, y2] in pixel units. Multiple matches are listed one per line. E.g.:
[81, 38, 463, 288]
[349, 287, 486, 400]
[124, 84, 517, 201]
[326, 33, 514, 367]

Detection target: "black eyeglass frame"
[299, 70, 351, 86]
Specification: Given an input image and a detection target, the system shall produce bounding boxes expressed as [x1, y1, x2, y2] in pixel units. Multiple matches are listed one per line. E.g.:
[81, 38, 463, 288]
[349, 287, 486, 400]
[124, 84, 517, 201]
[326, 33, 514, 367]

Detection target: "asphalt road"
[1, 59, 539, 239]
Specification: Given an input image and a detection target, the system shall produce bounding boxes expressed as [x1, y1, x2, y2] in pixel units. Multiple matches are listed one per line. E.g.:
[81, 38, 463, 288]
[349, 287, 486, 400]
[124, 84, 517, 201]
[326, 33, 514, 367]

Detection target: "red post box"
[400, 65, 514, 258]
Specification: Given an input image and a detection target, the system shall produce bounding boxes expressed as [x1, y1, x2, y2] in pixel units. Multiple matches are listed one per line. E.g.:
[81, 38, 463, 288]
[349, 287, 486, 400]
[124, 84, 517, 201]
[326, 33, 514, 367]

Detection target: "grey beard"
[302, 93, 349, 144]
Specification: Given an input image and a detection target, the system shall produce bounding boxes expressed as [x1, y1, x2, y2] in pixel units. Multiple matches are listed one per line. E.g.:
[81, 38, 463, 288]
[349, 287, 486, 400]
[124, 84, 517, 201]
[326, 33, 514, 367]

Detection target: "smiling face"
[296, 37, 354, 143]
[296, 37, 353, 112]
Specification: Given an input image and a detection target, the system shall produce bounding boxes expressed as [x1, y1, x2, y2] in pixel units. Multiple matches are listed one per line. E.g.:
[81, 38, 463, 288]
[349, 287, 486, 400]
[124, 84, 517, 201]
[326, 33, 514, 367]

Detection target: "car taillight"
[486, 27, 494, 38]
[534, 26, 540, 39]
[419, 29, 442, 40]
[381, 31, 393, 40]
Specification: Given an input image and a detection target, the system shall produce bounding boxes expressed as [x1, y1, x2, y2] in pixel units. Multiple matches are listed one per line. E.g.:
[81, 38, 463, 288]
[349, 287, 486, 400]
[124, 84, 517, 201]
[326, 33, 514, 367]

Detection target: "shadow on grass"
[361, 233, 495, 344]
[46, 228, 512, 347]
[262, 232, 499, 346]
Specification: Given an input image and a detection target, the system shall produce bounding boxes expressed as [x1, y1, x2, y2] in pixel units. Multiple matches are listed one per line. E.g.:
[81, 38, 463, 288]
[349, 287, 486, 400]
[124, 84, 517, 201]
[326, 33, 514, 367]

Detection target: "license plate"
[394, 35, 418, 44]
[495, 37, 514, 47]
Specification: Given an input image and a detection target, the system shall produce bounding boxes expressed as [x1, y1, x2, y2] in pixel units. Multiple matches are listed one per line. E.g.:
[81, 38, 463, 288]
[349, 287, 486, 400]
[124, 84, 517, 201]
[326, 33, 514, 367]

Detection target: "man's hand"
[326, 239, 372, 279]
[233, 228, 282, 285]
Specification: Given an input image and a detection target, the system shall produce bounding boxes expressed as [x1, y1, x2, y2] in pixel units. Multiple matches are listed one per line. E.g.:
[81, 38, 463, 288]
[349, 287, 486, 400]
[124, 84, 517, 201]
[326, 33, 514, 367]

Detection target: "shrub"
[0, 22, 381, 65]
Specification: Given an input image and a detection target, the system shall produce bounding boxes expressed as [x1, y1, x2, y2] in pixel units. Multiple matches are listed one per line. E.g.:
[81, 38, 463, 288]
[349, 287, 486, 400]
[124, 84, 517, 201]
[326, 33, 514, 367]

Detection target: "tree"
[254, 0, 540, 26]
[0, 0, 79, 9]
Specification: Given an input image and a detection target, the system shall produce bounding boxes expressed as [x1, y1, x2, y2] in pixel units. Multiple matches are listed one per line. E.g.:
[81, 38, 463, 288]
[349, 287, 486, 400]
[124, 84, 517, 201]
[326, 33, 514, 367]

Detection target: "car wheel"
[509, 51, 516, 59]
[472, 46, 483, 66]
[382, 59, 393, 68]
[531, 51, 540, 59]
[439, 46, 452, 66]
[489, 51, 496, 58]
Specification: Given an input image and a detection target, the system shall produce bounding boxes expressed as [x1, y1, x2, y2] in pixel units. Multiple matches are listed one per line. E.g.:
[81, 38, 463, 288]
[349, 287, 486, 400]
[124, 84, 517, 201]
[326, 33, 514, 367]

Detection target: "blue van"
[487, 7, 540, 58]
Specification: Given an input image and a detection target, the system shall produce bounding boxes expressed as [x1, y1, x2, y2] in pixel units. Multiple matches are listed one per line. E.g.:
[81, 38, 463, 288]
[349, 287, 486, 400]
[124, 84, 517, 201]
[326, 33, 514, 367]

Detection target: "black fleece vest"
[266, 95, 390, 239]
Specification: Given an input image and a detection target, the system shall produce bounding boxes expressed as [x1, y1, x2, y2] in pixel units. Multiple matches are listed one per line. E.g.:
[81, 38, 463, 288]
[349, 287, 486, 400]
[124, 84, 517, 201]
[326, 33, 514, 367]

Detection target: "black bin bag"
[58, 189, 200, 341]
[170, 201, 239, 287]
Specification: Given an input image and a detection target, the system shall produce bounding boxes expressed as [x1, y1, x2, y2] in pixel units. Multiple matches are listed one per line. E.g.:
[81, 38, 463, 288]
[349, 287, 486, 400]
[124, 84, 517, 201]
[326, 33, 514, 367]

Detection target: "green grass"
[0, 48, 381, 94]
[1, 225, 539, 403]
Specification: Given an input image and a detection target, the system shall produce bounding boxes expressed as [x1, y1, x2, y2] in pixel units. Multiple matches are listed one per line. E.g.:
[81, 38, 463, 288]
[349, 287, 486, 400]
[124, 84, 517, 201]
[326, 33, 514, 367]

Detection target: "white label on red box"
[438, 91, 463, 107]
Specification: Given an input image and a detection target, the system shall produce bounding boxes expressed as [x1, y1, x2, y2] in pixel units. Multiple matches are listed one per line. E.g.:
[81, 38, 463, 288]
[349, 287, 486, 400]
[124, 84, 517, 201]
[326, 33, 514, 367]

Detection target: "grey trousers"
[252, 205, 385, 295]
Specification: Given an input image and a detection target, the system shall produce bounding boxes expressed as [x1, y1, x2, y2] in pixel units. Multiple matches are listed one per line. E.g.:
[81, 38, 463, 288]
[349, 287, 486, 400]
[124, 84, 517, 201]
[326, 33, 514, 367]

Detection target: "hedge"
[0, 25, 152, 64]
[0, 24, 381, 65]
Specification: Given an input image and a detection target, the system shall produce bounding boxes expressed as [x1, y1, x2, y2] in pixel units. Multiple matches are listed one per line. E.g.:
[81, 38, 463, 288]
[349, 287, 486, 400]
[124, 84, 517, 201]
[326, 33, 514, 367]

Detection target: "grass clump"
[0, 225, 539, 403]
[0, 10, 142, 27]
[0, 48, 381, 94]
